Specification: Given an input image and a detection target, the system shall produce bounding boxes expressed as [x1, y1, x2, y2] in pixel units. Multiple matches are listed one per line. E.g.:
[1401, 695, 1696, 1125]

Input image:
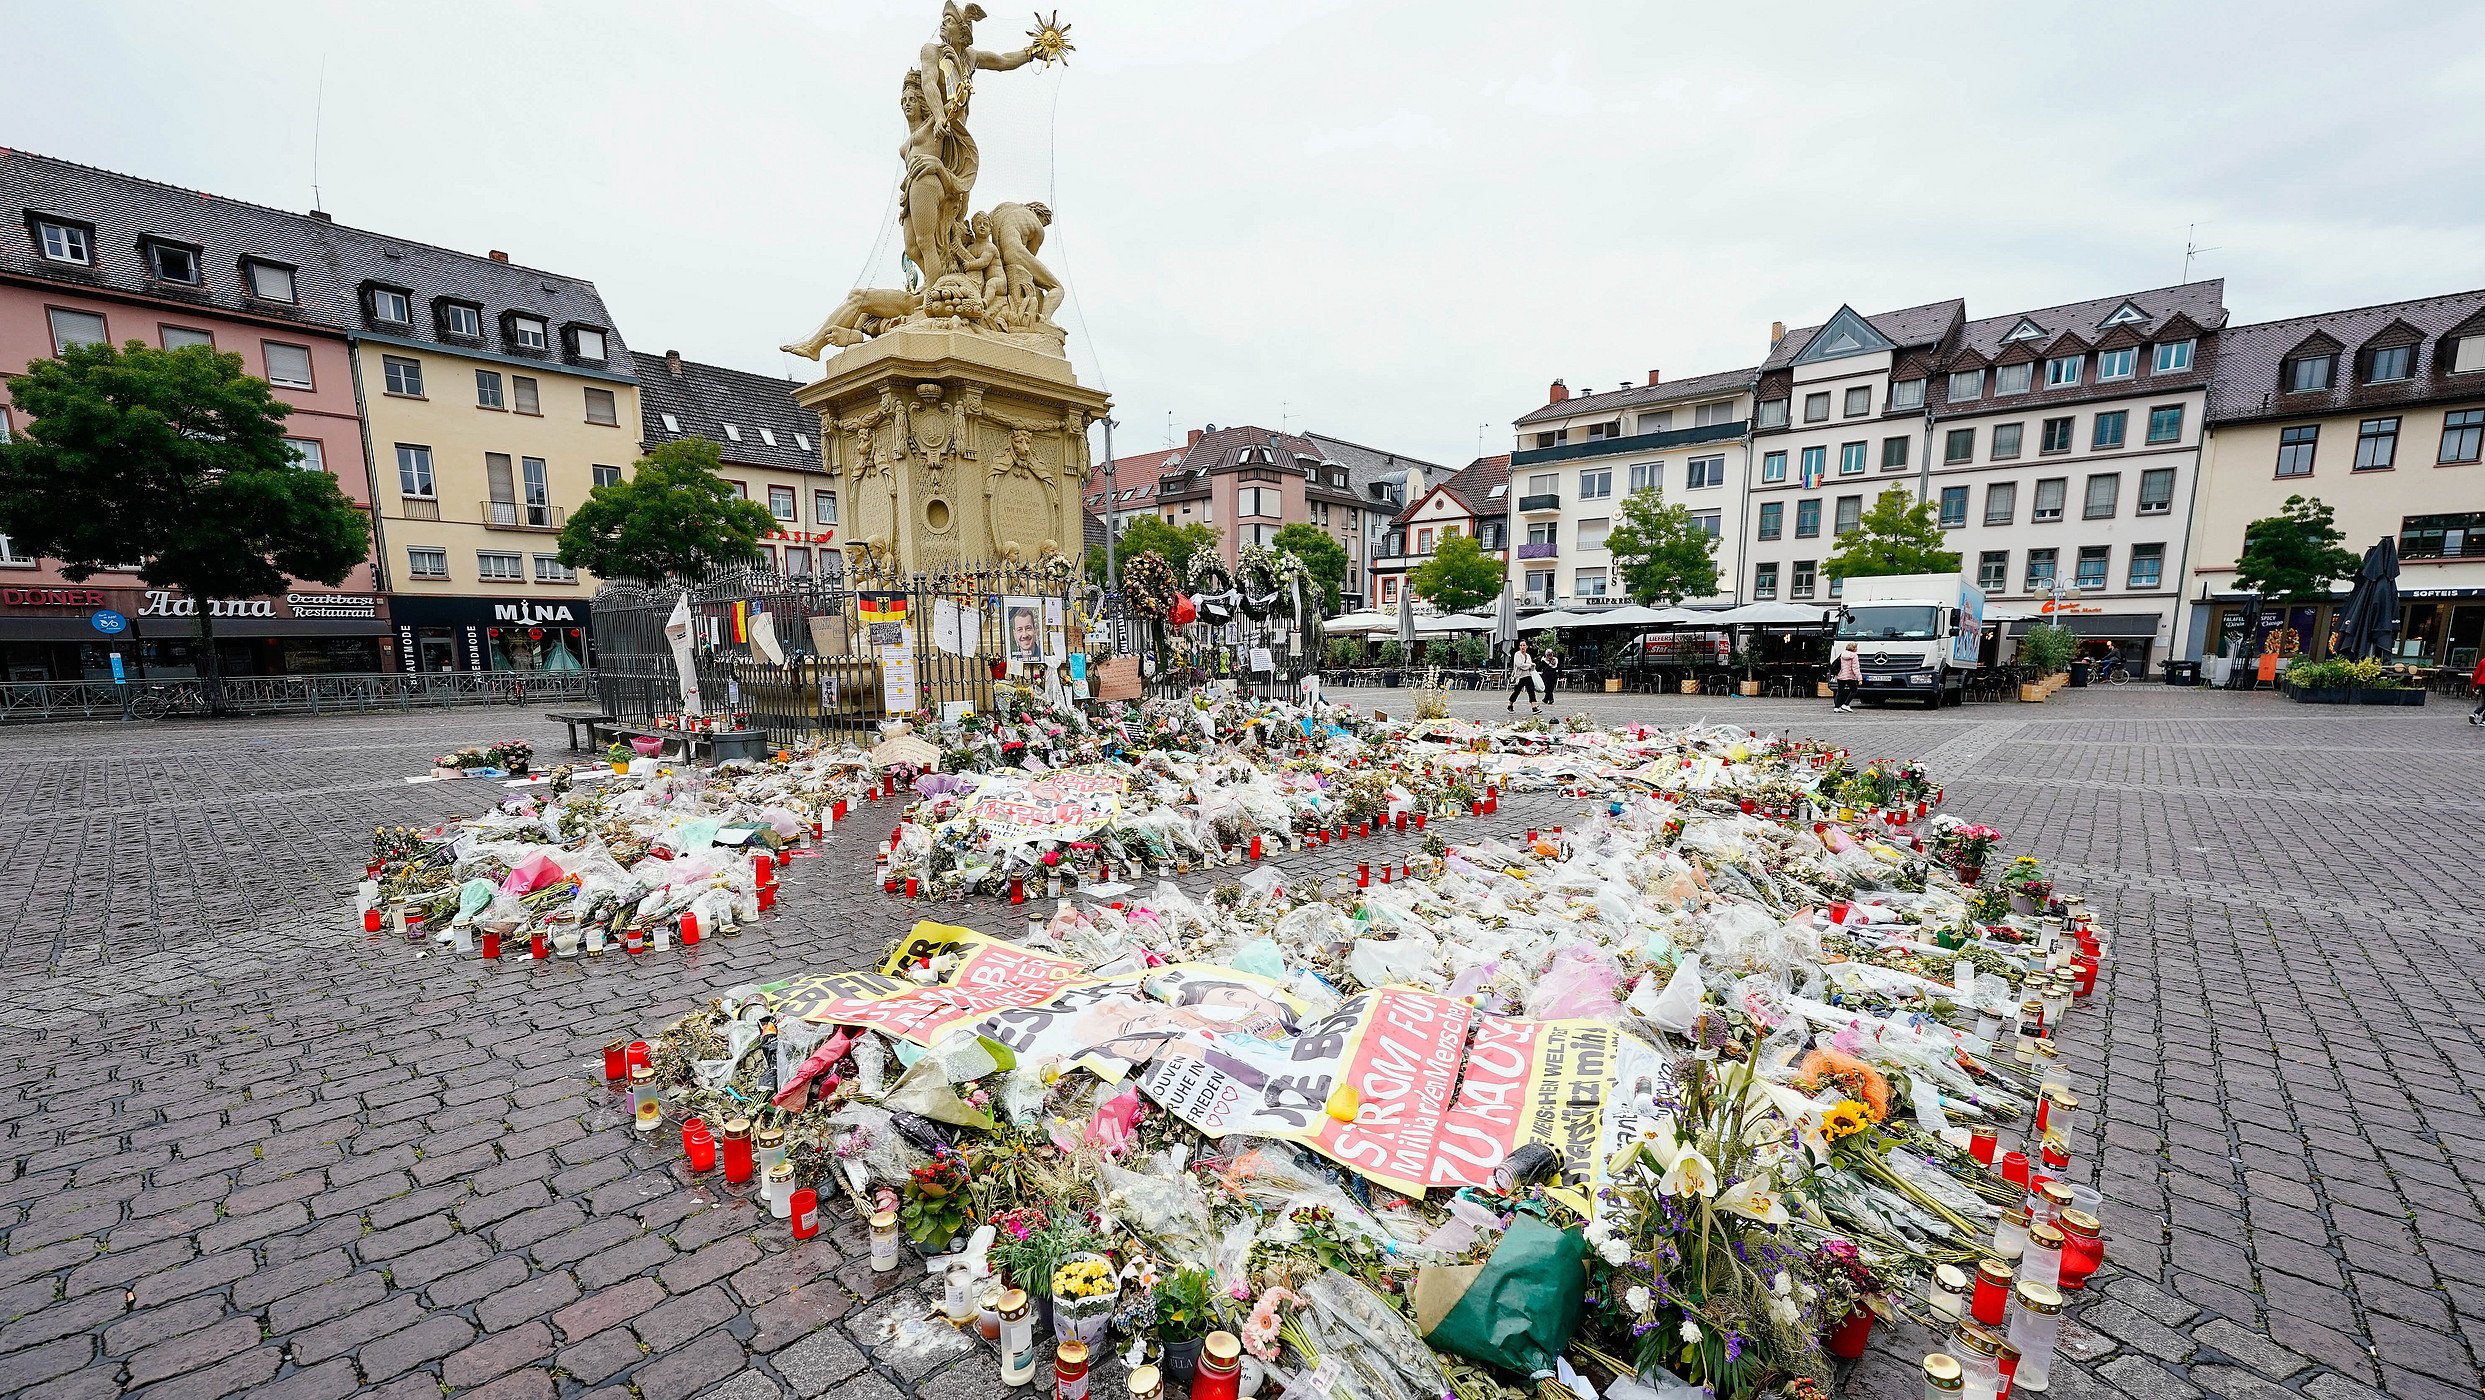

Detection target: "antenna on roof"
[2182, 223, 2220, 281]
[310, 56, 328, 214]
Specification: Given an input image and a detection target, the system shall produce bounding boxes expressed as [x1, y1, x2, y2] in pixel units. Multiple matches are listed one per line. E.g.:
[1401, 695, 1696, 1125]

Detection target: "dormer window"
[33, 218, 91, 265]
[440, 302, 483, 339]
[2283, 353, 2335, 393]
[2153, 339, 2194, 373]
[569, 326, 607, 361]
[795, 432, 812, 451]
[244, 258, 297, 303]
[508, 314, 549, 351]
[2365, 344, 2414, 384]
[368, 286, 413, 325]
[143, 239, 201, 285]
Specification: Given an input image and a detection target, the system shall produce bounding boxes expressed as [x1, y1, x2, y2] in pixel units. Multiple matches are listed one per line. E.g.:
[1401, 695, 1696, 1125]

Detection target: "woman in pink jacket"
[1833, 642, 1861, 712]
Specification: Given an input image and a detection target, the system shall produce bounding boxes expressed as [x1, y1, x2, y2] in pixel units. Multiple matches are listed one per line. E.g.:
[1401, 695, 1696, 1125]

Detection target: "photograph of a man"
[1003, 597, 1046, 661]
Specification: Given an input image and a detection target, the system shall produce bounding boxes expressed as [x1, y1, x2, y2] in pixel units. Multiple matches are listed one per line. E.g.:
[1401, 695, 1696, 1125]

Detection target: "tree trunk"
[195, 604, 227, 716]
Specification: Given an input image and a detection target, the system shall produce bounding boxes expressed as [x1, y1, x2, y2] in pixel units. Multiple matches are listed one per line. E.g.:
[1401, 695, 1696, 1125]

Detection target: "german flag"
[858, 593, 910, 626]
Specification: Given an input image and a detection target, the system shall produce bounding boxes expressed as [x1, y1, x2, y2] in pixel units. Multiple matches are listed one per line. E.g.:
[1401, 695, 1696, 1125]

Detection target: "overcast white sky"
[9, 1, 2485, 470]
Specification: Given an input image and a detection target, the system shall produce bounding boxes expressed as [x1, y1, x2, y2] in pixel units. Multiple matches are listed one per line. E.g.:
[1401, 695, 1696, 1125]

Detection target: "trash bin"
[2068, 661, 2090, 688]
[2163, 660, 2200, 687]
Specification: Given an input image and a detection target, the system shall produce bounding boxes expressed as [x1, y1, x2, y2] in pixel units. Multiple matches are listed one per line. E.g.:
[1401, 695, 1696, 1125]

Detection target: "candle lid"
[2001, 1203, 2031, 1225]
[2048, 1092, 2080, 1110]
[1975, 1259, 2015, 1287]
[2028, 1222, 2066, 1248]
[869, 1209, 896, 1229]
[628, 1065, 654, 1085]
[766, 1161, 794, 1181]
[1056, 1341, 1089, 1366]
[2060, 1209, 2102, 1237]
[1953, 1323, 2008, 1357]
[2034, 1042, 2060, 1060]
[2039, 1181, 2076, 1206]
[1934, 1263, 1970, 1290]
[999, 1287, 1028, 1313]
[722, 1117, 752, 1140]
[2014, 1280, 2064, 1314]
[756, 1125, 786, 1148]
[1128, 1365, 1161, 1393]
[1924, 1354, 1964, 1384]
[1204, 1331, 1242, 1362]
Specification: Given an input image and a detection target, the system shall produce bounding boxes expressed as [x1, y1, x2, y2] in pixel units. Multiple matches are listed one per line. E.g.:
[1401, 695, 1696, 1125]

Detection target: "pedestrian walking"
[1833, 642, 1861, 712]
[1538, 649, 1561, 700]
[1507, 640, 1541, 714]
[2468, 652, 2485, 724]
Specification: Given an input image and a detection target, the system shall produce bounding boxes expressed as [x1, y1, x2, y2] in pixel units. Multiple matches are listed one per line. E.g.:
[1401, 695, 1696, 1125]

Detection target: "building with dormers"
[1371, 455, 1508, 609]
[632, 351, 830, 575]
[1928, 280, 2226, 668]
[1506, 367, 1756, 608]
[2188, 288, 2485, 665]
[0, 148, 389, 680]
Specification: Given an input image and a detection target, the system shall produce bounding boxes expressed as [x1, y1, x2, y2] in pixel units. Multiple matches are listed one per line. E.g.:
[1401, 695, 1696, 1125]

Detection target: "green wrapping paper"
[1416, 1213, 1589, 1381]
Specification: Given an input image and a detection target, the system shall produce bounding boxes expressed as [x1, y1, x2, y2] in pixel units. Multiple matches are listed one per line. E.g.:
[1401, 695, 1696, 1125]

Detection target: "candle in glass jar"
[766, 1162, 794, 1218]
[2020, 1222, 2066, 1290]
[999, 1288, 1036, 1385]
[721, 1118, 754, 1185]
[1924, 1353, 1964, 1400]
[1992, 1206, 2031, 1262]
[2031, 1179, 2075, 1229]
[869, 1209, 900, 1272]
[1951, 1324, 2007, 1400]
[2000, 1150, 2031, 1189]
[1191, 1333, 1242, 1400]
[629, 1065, 660, 1132]
[1126, 1364, 1163, 1400]
[2057, 1210, 2104, 1290]
[1055, 1339, 1091, 1400]
[756, 1124, 788, 1180]
[1969, 1127, 1998, 1166]
[602, 1040, 629, 1084]
[1970, 1258, 2015, 1325]
[2007, 1281, 2064, 1392]
[1929, 1263, 1970, 1318]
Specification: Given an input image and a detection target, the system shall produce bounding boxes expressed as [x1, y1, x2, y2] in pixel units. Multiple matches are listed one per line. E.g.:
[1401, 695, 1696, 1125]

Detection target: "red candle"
[2041, 1138, 2070, 1171]
[1970, 1128, 1998, 1165]
[721, 1120, 754, 1184]
[1394, 813, 1407, 832]
[2058, 1211, 2104, 1290]
[1740, 798, 1756, 814]
[1378, 867, 1391, 884]
[682, 1118, 715, 1170]
[681, 912, 701, 945]
[904, 878, 919, 898]
[627, 1041, 651, 1073]
[602, 1041, 628, 1083]
[362, 907, 382, 933]
[1249, 835, 1263, 861]
[833, 799, 848, 820]
[531, 930, 548, 959]
[482, 929, 502, 959]
[1970, 1259, 2013, 1325]
[2001, 1150, 2031, 1188]
[1357, 863, 1370, 888]
[790, 1187, 819, 1239]
[1470, 801, 1482, 817]
[1010, 875, 1026, 905]
[623, 927, 644, 956]
[1413, 813, 1426, 830]
[1526, 829, 1538, 843]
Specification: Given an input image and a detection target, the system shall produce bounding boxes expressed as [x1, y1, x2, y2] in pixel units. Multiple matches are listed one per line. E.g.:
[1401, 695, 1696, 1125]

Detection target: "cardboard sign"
[1094, 656, 1142, 701]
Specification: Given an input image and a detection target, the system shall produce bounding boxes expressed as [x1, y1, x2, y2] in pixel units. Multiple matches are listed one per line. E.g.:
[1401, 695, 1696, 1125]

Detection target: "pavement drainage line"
[1953, 772, 2485, 811]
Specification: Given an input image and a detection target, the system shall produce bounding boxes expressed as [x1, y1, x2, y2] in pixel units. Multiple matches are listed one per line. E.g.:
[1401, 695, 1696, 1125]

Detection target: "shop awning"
[2005, 613, 2161, 639]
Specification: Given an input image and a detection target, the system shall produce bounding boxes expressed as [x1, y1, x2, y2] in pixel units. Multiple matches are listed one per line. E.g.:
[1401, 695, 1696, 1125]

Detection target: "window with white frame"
[285, 438, 325, 473]
[2284, 354, 2335, 393]
[1762, 451, 1787, 483]
[2127, 543, 2164, 589]
[513, 377, 540, 414]
[510, 316, 549, 350]
[1838, 441, 1866, 475]
[1579, 468, 1612, 500]
[1843, 386, 1872, 417]
[1753, 563, 1778, 600]
[244, 259, 296, 302]
[1238, 486, 1282, 517]
[2046, 354, 2083, 387]
[1939, 485, 1968, 528]
[443, 302, 482, 338]
[477, 551, 524, 581]
[2453, 336, 2485, 375]
[406, 546, 447, 579]
[35, 220, 92, 264]
[759, 428, 778, 446]
[476, 369, 505, 408]
[263, 341, 313, 388]
[47, 308, 106, 354]
[1694, 399, 1738, 427]
[1629, 462, 1661, 493]
[2033, 477, 2067, 521]
[769, 485, 796, 520]
[1576, 517, 1611, 551]
[2092, 410, 2128, 450]
[2097, 347, 2136, 381]
[1888, 379, 1926, 410]
[592, 464, 622, 489]
[1756, 399, 1789, 429]
[572, 328, 607, 360]
[1689, 509, 1720, 538]
[535, 555, 577, 582]
[1638, 411, 1672, 434]
[1833, 495, 1862, 535]
[1978, 550, 2007, 592]
[795, 432, 812, 451]
[1688, 455, 1726, 488]
[1790, 559, 1816, 598]
[660, 412, 681, 432]
[396, 444, 435, 498]
[2138, 468, 2175, 514]
[583, 386, 618, 426]
[382, 355, 424, 397]
[1945, 428, 1975, 464]
[2154, 339, 2194, 373]
[722, 423, 743, 442]
[1992, 422, 2024, 459]
[2084, 473, 2120, 519]
[815, 490, 838, 525]
[2146, 405, 2183, 444]
[1803, 392, 1830, 423]
[146, 241, 201, 284]
[2025, 547, 2057, 589]
[2074, 545, 2109, 590]
[369, 287, 412, 324]
[1881, 436, 1909, 469]
[161, 326, 213, 350]
[1996, 362, 2034, 395]
[1985, 481, 2017, 525]
[1948, 368, 1986, 402]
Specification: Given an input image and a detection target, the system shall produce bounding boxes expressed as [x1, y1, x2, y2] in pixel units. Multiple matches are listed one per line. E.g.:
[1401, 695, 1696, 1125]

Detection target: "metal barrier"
[0, 670, 595, 723]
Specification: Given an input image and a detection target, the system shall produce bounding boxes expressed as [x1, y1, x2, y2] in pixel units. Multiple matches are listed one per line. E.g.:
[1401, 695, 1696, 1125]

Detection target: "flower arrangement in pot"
[1050, 1251, 1121, 1348]
[489, 739, 533, 776]
[606, 741, 632, 775]
[987, 1209, 1109, 1337]
[899, 1150, 972, 1253]
[1150, 1266, 1217, 1385]
[1998, 856, 2053, 914]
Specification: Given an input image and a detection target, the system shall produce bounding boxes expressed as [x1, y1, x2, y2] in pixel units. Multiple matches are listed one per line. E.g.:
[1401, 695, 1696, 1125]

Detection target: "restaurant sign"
[136, 590, 381, 619]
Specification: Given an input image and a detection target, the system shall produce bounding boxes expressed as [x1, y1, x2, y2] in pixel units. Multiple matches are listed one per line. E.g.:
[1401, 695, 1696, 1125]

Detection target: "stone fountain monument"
[784, 2, 1108, 574]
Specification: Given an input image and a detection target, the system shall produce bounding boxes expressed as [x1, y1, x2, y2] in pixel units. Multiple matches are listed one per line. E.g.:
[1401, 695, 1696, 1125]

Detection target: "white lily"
[1717, 1174, 1791, 1225]
[1659, 1146, 1718, 1199]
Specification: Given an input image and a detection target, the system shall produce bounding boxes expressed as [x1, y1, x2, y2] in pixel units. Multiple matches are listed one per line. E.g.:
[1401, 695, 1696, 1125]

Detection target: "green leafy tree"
[556, 438, 776, 583]
[1602, 488, 1719, 603]
[1269, 522, 1349, 612]
[1095, 516, 1220, 585]
[1824, 488, 1963, 579]
[0, 341, 368, 710]
[2016, 623, 2078, 676]
[2233, 494, 2358, 601]
[1408, 532, 1506, 614]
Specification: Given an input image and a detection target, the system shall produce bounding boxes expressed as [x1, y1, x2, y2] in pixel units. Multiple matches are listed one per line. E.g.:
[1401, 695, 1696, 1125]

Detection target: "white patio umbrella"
[1710, 602, 1839, 626]
[1417, 613, 1493, 634]
[1519, 610, 1589, 631]
[1589, 604, 1672, 627]
[1323, 611, 1394, 634]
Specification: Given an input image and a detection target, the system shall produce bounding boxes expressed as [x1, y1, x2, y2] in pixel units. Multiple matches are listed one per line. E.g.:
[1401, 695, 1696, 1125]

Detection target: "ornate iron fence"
[0, 670, 596, 723]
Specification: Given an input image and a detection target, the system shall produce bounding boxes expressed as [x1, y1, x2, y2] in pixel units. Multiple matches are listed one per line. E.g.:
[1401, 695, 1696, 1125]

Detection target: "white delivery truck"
[1834, 573, 1987, 707]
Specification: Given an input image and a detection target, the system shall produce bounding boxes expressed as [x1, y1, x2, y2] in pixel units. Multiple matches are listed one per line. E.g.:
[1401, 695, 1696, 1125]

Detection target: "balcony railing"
[1510, 418, 1747, 467]
[481, 501, 565, 532]
[1518, 493, 1561, 513]
[400, 496, 443, 520]
[1515, 541, 1558, 559]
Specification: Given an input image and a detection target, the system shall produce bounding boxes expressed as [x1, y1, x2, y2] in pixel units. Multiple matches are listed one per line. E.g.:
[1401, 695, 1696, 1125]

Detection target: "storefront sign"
[0, 587, 111, 608]
[491, 601, 580, 624]
[286, 593, 381, 618]
[89, 609, 127, 636]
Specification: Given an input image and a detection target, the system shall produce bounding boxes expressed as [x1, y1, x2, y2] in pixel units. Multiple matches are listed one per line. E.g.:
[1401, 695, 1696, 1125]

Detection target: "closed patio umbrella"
[1494, 584, 1519, 656]
[2335, 537, 2402, 661]
[1396, 585, 1416, 651]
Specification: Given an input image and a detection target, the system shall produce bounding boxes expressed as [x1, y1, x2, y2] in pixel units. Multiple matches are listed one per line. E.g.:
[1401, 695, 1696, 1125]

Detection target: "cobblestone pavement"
[0, 685, 2477, 1400]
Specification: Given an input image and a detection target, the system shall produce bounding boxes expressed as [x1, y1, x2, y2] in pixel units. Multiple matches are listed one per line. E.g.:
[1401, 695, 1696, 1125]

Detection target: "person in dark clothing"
[1507, 640, 1540, 714]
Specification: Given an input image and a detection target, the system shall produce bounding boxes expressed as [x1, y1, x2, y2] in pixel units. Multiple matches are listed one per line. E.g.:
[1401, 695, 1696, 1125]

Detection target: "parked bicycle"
[127, 683, 210, 720]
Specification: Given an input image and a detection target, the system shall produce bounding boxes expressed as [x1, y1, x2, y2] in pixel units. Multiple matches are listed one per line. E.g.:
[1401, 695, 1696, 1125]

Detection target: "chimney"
[1547, 378, 1569, 404]
[307, 209, 333, 223]
[488, 250, 509, 263]
[1647, 369, 1661, 386]
[1770, 320, 1786, 346]
[1186, 428, 1203, 447]
[665, 350, 683, 377]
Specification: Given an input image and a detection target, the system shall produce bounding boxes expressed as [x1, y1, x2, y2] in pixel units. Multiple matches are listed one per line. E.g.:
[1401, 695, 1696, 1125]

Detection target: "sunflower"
[1823, 1099, 1875, 1141]
[1796, 1048, 1894, 1121]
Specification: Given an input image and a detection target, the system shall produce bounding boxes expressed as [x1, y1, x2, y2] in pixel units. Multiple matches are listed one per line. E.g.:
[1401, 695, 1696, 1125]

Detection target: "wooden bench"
[547, 711, 616, 752]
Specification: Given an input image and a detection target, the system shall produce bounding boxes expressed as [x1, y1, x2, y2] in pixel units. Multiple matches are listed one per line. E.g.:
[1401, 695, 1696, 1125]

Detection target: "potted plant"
[1151, 1266, 1217, 1385]
[1731, 644, 1763, 697]
[490, 739, 533, 776]
[1050, 1252, 1120, 1348]
[899, 1151, 973, 1253]
[989, 1211, 1109, 1335]
[606, 741, 632, 774]
[1998, 856, 2052, 915]
[2016, 625, 2077, 702]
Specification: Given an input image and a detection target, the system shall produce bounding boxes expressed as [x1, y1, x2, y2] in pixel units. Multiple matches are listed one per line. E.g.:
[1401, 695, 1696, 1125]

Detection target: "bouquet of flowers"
[1051, 1251, 1121, 1347]
[1998, 855, 2052, 902]
[1931, 823, 2000, 872]
[489, 739, 533, 772]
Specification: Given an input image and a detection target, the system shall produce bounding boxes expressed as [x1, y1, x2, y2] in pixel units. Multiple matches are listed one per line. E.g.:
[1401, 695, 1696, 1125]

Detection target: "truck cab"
[1835, 573, 1986, 708]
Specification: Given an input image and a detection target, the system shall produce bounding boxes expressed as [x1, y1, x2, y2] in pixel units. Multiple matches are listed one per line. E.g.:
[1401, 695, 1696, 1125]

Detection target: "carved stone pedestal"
[794, 326, 1110, 574]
